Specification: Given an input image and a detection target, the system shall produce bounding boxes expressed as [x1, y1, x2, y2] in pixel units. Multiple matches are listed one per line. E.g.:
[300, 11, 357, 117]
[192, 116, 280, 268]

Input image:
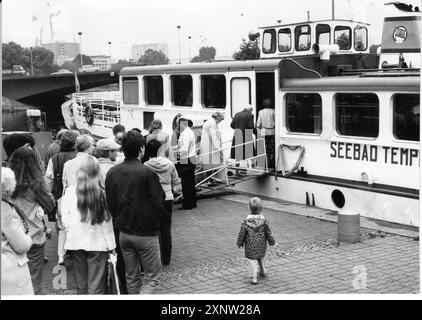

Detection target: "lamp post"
[29, 47, 34, 76]
[177, 25, 181, 64]
[108, 41, 112, 70]
[78, 32, 83, 69]
[188, 36, 192, 62]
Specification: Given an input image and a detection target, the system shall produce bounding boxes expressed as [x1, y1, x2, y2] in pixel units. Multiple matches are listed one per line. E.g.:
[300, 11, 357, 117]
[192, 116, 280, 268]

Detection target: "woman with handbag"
[1, 167, 34, 295]
[61, 156, 116, 294]
[8, 145, 55, 295]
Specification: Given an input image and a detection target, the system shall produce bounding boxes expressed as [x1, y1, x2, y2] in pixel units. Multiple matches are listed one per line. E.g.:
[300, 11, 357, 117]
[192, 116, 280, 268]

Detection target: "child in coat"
[237, 197, 276, 284]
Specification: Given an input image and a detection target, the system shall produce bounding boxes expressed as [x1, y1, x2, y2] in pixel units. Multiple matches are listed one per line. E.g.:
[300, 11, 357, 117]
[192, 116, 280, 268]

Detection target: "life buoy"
[84, 103, 94, 125]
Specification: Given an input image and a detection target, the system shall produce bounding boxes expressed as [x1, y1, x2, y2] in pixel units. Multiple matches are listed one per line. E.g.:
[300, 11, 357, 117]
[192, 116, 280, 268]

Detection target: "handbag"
[101, 221, 120, 295]
[105, 252, 120, 295]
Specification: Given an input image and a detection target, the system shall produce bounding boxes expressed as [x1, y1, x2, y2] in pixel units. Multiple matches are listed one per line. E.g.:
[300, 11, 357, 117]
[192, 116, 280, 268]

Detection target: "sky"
[2, 0, 421, 62]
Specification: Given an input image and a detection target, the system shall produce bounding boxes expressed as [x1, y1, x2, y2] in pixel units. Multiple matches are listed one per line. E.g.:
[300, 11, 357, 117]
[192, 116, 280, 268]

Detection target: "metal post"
[177, 25, 181, 64]
[78, 32, 83, 69]
[188, 36, 192, 62]
[332, 0, 335, 20]
[29, 47, 34, 76]
[108, 41, 112, 70]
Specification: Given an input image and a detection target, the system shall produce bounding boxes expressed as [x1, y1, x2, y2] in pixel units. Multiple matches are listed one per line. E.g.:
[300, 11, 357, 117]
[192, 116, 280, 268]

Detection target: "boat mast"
[332, 0, 335, 20]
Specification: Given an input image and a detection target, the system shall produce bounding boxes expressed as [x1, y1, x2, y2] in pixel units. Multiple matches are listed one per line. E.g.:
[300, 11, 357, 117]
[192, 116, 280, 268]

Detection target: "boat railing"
[72, 91, 121, 123]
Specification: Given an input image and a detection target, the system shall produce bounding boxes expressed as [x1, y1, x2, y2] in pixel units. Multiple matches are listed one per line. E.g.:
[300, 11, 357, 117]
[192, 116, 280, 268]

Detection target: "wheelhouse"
[259, 19, 370, 59]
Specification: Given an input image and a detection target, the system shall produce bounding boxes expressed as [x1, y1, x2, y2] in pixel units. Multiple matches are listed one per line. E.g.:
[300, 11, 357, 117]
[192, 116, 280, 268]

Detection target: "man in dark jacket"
[230, 105, 256, 173]
[105, 129, 167, 294]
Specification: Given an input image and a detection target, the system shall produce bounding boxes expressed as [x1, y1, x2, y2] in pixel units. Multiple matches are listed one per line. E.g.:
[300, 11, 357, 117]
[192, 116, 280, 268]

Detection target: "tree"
[73, 54, 93, 67]
[233, 38, 260, 60]
[2, 42, 58, 75]
[61, 61, 79, 72]
[191, 46, 216, 62]
[138, 49, 169, 65]
[30, 46, 59, 74]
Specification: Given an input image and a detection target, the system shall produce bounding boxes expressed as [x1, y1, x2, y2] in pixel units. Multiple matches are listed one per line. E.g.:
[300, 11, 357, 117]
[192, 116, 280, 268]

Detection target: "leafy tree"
[233, 38, 260, 60]
[61, 61, 79, 72]
[138, 49, 169, 65]
[191, 46, 216, 62]
[73, 54, 93, 66]
[2, 42, 58, 75]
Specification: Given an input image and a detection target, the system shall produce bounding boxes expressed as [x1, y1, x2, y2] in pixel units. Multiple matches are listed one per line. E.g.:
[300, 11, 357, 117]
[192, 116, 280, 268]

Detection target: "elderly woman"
[200, 111, 226, 185]
[146, 120, 171, 155]
[1, 167, 34, 295]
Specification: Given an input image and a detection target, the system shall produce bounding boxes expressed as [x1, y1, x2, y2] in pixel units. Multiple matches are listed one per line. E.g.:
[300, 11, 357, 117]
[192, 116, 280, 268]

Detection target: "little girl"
[237, 197, 276, 284]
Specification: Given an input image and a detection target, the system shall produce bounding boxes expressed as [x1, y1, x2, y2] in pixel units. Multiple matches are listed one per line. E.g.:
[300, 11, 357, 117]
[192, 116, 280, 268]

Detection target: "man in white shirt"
[95, 138, 121, 186]
[176, 117, 197, 210]
[256, 98, 275, 168]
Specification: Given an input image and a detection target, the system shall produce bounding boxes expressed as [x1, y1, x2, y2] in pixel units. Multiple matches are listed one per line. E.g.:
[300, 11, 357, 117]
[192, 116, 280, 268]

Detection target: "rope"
[275, 144, 305, 180]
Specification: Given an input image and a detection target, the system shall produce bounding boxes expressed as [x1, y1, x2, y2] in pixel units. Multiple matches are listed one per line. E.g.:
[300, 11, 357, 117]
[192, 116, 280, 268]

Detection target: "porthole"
[331, 189, 345, 208]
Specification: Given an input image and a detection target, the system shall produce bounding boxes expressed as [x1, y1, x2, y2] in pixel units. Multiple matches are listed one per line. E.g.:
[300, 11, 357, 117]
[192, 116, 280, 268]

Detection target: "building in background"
[41, 41, 79, 66]
[89, 55, 114, 71]
[131, 43, 169, 62]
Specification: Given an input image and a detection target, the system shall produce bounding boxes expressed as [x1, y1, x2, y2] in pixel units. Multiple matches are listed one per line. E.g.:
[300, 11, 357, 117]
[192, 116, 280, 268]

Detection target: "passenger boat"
[65, 9, 420, 227]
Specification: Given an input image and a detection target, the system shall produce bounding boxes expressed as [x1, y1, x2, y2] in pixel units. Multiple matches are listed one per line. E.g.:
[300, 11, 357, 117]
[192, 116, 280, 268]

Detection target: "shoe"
[259, 271, 266, 278]
[58, 256, 64, 266]
[250, 277, 258, 285]
[44, 257, 48, 263]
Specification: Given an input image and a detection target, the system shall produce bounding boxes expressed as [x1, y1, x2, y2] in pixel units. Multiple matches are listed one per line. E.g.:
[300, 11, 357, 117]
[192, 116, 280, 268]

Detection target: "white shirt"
[62, 152, 93, 189]
[178, 127, 196, 163]
[257, 108, 275, 136]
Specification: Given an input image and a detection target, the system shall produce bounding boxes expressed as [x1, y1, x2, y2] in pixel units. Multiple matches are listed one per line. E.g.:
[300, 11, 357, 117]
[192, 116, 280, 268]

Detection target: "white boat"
[65, 10, 420, 227]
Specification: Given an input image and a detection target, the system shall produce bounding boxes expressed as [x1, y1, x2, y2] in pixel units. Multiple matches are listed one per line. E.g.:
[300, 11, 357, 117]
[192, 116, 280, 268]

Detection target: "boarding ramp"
[174, 138, 269, 200]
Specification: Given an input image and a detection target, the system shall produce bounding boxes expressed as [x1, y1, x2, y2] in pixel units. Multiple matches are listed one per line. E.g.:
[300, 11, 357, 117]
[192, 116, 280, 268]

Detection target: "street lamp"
[29, 47, 34, 76]
[188, 36, 192, 62]
[108, 41, 112, 70]
[78, 32, 83, 68]
[177, 25, 181, 64]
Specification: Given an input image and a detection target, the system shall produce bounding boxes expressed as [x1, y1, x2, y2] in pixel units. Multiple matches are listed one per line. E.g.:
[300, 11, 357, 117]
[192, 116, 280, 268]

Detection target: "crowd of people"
[1, 102, 277, 295]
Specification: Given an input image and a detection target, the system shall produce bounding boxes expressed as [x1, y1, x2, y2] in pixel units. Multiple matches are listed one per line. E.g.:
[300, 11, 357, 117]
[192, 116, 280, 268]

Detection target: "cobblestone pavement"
[41, 194, 419, 295]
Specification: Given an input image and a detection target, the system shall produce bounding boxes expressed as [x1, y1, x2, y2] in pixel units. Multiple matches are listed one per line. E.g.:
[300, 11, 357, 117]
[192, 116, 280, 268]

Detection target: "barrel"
[337, 210, 360, 243]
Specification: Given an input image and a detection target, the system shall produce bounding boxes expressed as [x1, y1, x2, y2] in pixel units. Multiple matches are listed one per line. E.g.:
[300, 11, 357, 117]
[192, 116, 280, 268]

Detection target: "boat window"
[334, 26, 352, 50]
[285, 93, 322, 134]
[335, 93, 379, 138]
[201, 75, 226, 109]
[278, 28, 291, 52]
[144, 75, 163, 106]
[295, 25, 311, 51]
[316, 24, 331, 45]
[354, 26, 368, 51]
[393, 94, 420, 141]
[171, 75, 193, 107]
[231, 77, 251, 117]
[263, 29, 276, 54]
[122, 77, 139, 105]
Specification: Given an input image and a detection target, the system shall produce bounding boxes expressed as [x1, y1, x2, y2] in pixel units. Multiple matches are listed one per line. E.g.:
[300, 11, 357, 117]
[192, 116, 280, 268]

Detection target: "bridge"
[2, 71, 119, 129]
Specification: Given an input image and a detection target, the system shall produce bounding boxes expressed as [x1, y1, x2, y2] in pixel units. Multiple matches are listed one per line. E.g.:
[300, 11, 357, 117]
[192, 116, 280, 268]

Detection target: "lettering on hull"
[330, 141, 419, 166]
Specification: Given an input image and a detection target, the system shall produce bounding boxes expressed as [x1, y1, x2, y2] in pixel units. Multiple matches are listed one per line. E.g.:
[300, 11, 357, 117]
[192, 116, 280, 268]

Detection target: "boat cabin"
[258, 19, 370, 59]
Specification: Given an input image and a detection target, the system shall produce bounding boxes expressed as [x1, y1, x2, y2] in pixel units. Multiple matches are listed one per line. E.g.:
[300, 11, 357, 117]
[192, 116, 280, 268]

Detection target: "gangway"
[174, 138, 270, 201]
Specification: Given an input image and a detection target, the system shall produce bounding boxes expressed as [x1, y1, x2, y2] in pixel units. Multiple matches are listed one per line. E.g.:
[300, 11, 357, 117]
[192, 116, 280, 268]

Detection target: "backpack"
[51, 151, 76, 200]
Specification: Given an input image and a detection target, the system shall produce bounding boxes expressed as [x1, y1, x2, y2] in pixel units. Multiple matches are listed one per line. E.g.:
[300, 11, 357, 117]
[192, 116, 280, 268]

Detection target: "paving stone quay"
[41, 194, 419, 295]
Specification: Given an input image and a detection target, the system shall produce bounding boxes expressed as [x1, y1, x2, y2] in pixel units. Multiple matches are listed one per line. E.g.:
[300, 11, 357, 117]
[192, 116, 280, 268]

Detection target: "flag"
[74, 71, 80, 93]
[32, 15, 38, 23]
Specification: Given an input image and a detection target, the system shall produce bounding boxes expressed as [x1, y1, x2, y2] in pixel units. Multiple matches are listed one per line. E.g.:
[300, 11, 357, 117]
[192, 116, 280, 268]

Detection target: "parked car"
[2, 65, 28, 76]
[50, 69, 72, 75]
[78, 65, 99, 73]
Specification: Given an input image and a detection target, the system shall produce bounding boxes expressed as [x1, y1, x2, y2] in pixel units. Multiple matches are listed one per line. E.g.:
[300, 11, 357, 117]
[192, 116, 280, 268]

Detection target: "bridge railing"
[72, 91, 121, 124]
